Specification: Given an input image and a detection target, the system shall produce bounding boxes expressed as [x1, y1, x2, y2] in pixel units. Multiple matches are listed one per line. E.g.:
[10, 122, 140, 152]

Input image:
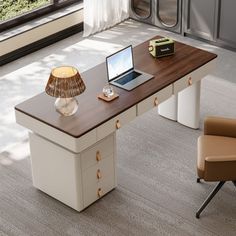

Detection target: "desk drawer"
[82, 154, 114, 188]
[81, 134, 114, 170]
[83, 172, 115, 208]
[137, 85, 172, 116]
[97, 106, 136, 140]
[174, 59, 216, 94]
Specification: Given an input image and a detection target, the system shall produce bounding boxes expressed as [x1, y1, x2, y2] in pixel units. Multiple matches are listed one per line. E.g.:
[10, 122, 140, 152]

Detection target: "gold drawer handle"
[154, 97, 159, 107]
[97, 188, 103, 198]
[116, 120, 121, 129]
[97, 169, 102, 179]
[188, 77, 193, 86]
[96, 151, 101, 162]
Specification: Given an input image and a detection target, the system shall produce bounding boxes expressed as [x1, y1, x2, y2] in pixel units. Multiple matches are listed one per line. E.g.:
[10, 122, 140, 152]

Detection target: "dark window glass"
[132, 0, 151, 19]
[158, 0, 178, 27]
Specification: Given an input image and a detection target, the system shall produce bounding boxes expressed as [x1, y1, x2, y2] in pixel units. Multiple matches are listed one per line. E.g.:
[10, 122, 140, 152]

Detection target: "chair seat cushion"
[197, 135, 236, 178]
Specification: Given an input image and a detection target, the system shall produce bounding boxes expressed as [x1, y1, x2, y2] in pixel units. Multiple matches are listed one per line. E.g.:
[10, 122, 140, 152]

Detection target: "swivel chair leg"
[196, 181, 225, 219]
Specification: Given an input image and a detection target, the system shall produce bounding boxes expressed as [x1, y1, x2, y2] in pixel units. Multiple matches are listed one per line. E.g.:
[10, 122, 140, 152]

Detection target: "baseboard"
[0, 22, 83, 66]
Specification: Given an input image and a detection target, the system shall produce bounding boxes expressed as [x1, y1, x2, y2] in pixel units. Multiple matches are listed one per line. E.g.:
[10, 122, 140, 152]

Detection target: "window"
[0, 0, 79, 32]
[158, 0, 178, 27]
[132, 0, 151, 19]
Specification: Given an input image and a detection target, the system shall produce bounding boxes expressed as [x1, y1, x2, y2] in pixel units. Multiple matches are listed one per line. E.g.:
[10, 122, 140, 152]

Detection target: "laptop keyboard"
[115, 71, 141, 85]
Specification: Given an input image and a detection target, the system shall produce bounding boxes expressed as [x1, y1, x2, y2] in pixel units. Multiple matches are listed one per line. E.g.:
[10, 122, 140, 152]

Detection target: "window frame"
[0, 0, 80, 32]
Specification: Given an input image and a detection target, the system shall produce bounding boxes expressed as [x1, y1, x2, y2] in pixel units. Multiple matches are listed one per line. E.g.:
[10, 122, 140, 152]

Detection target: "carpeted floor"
[0, 76, 236, 236]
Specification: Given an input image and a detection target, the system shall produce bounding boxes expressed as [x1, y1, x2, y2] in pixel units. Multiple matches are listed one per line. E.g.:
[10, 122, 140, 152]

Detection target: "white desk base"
[29, 132, 117, 212]
[177, 81, 201, 129]
[158, 95, 178, 121]
[159, 81, 201, 129]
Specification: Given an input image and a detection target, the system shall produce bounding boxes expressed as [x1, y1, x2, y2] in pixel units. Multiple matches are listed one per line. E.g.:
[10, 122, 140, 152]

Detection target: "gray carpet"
[0, 76, 236, 236]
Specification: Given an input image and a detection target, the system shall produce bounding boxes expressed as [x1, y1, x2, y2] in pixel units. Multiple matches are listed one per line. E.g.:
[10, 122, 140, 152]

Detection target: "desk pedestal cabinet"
[15, 105, 137, 212]
[29, 132, 116, 211]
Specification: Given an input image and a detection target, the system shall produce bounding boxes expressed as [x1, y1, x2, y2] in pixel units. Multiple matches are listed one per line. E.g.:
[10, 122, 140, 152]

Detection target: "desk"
[15, 36, 217, 211]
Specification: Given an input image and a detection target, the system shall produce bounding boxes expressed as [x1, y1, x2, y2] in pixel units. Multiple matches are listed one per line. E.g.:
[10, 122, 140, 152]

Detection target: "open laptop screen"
[106, 45, 134, 81]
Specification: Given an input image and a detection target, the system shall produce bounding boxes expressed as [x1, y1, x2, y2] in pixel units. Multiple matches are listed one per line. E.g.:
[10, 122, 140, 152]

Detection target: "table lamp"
[45, 66, 86, 116]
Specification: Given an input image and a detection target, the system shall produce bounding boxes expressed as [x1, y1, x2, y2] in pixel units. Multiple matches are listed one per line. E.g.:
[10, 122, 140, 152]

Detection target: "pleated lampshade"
[45, 66, 86, 98]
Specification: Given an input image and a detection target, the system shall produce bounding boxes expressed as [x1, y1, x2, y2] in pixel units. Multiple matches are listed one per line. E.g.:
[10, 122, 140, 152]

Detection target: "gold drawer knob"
[188, 77, 193, 86]
[148, 45, 154, 52]
[97, 169, 102, 179]
[97, 188, 103, 198]
[116, 120, 121, 129]
[96, 151, 101, 162]
[154, 97, 159, 107]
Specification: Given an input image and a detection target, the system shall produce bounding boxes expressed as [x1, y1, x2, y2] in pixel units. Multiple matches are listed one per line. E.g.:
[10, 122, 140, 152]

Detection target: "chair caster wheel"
[197, 178, 201, 183]
[196, 213, 200, 219]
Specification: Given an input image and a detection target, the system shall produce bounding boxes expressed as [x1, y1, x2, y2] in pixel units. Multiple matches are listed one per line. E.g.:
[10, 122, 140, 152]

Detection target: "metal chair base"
[196, 180, 236, 218]
[196, 181, 225, 219]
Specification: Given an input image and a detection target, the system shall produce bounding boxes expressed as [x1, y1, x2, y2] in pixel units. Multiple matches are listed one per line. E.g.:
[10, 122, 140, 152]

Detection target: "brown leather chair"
[196, 116, 236, 218]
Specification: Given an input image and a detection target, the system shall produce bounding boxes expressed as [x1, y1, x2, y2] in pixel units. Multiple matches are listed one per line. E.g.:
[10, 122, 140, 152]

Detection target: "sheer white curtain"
[83, 0, 129, 37]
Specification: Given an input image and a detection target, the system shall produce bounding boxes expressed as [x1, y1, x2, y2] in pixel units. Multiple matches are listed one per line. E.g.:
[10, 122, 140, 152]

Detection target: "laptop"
[106, 45, 153, 91]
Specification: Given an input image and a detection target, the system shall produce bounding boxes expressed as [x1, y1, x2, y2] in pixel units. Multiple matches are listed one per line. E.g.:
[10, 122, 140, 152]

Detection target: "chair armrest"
[204, 155, 236, 181]
[204, 116, 236, 138]
[205, 155, 236, 162]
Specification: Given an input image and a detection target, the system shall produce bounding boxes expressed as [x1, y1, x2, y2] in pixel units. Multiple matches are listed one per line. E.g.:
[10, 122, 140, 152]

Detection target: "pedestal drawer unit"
[83, 157, 115, 208]
[82, 134, 116, 208]
[29, 132, 116, 212]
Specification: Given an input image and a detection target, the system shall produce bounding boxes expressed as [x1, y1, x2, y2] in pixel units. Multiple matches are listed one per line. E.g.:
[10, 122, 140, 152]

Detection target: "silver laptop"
[106, 45, 153, 91]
